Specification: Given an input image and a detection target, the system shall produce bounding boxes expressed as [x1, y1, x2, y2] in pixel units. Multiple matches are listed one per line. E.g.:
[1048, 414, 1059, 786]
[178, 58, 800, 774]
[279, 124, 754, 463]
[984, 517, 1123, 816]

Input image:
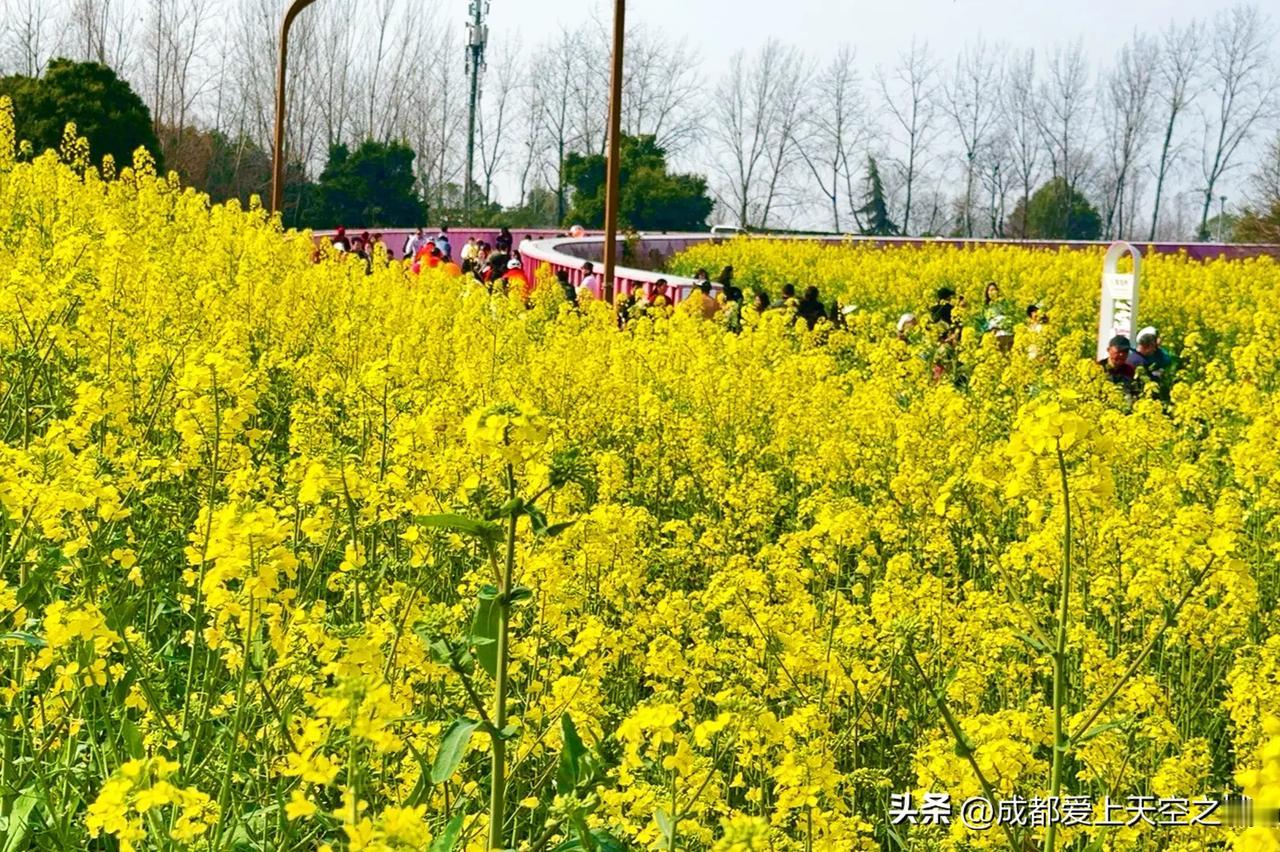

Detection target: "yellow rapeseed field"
[1, 98, 1280, 851]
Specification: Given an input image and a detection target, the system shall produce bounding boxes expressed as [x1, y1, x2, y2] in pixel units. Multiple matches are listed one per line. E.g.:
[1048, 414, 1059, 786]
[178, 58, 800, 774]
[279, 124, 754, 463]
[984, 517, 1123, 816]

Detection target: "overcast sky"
[479, 0, 1217, 77]
[72, 0, 1273, 230]
[452, 0, 1271, 230]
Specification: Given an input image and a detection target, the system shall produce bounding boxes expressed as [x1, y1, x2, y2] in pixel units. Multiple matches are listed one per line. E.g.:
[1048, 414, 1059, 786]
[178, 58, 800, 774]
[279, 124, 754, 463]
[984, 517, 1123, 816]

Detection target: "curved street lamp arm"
[270, 0, 319, 216]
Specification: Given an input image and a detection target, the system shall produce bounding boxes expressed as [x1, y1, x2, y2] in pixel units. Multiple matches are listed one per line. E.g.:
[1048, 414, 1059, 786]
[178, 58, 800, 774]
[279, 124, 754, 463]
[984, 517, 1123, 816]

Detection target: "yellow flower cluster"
[3, 98, 1280, 849]
[1235, 717, 1280, 851]
[85, 757, 217, 850]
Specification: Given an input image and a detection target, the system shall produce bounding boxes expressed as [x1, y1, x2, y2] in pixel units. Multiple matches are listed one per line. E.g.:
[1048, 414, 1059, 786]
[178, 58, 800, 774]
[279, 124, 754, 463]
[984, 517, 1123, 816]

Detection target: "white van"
[709, 224, 748, 237]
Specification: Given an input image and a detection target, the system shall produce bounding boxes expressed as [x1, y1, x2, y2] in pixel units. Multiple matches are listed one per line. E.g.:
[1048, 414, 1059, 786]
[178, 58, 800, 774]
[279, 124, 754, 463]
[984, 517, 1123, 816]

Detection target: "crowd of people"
[316, 228, 1177, 400]
[1098, 328, 1175, 398]
[911, 283, 1175, 399]
[548, 263, 849, 335]
[325, 225, 539, 288]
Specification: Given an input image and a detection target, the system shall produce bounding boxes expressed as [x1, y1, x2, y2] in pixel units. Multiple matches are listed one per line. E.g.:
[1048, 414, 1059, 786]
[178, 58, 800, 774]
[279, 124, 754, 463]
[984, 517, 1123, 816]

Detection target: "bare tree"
[533, 27, 578, 224]
[307, 0, 357, 151]
[373, 4, 421, 144]
[1249, 131, 1280, 207]
[399, 29, 450, 216]
[796, 45, 866, 232]
[710, 49, 767, 228]
[423, 27, 467, 216]
[757, 46, 811, 227]
[514, 78, 544, 210]
[568, 18, 609, 157]
[1099, 33, 1156, 239]
[223, 0, 319, 209]
[66, 0, 136, 70]
[1002, 49, 1042, 236]
[621, 24, 702, 156]
[1148, 20, 1201, 240]
[478, 38, 519, 205]
[710, 40, 809, 229]
[944, 38, 1003, 237]
[876, 38, 939, 235]
[346, 0, 422, 144]
[1036, 41, 1094, 233]
[142, 0, 216, 148]
[4, 0, 59, 77]
[978, 133, 1012, 236]
[1197, 4, 1275, 238]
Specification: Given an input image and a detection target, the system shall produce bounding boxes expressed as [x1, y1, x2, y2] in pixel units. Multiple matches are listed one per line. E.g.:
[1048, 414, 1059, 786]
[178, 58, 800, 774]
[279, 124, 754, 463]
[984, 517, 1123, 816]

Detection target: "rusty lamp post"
[601, 0, 626, 308]
[270, 0, 319, 216]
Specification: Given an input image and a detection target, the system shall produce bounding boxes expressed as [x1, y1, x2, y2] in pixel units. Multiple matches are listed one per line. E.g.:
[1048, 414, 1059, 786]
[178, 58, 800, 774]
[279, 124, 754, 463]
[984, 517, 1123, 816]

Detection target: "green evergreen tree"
[0, 59, 161, 170]
[302, 140, 426, 228]
[563, 134, 713, 231]
[1007, 177, 1102, 240]
[856, 157, 899, 236]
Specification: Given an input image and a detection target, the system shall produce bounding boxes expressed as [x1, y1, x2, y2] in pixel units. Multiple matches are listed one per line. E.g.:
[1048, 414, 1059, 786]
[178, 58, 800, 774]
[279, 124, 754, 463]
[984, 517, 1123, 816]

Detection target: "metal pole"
[1219, 195, 1226, 243]
[271, 0, 318, 217]
[601, 0, 626, 309]
[464, 1, 487, 220]
[465, 47, 479, 219]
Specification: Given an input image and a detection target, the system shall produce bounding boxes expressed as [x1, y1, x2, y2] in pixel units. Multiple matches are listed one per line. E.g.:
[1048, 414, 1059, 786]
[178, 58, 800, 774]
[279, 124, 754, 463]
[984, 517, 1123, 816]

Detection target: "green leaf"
[508, 585, 534, 605]
[402, 739, 433, 806]
[1014, 631, 1048, 653]
[491, 497, 526, 519]
[1081, 827, 1111, 852]
[655, 807, 672, 840]
[554, 822, 626, 852]
[0, 631, 46, 649]
[557, 713, 588, 795]
[417, 513, 502, 545]
[590, 829, 627, 852]
[526, 503, 548, 535]
[1074, 717, 1130, 745]
[470, 586, 501, 678]
[1, 786, 42, 852]
[429, 813, 465, 852]
[225, 803, 281, 847]
[121, 717, 144, 759]
[544, 521, 576, 538]
[429, 638, 456, 666]
[431, 718, 482, 784]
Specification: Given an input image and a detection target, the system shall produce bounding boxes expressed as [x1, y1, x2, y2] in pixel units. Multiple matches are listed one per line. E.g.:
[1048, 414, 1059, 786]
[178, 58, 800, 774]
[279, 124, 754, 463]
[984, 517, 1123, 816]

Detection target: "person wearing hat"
[1130, 326, 1174, 399]
[1099, 334, 1138, 387]
[502, 258, 530, 298]
[1128, 327, 1172, 376]
[897, 312, 918, 342]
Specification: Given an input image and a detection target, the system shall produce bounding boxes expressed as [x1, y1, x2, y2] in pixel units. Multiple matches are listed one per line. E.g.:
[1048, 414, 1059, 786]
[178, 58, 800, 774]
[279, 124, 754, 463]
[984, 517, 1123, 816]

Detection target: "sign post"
[1097, 241, 1141, 361]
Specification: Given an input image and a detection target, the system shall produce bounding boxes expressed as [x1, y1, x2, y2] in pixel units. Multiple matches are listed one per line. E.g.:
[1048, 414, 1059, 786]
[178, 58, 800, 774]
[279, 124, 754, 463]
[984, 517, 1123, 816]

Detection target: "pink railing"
[312, 228, 1280, 305]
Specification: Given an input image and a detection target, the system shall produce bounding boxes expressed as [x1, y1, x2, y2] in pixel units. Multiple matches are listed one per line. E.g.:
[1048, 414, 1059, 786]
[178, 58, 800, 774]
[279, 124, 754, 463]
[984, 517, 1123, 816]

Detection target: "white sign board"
[1097, 242, 1141, 361]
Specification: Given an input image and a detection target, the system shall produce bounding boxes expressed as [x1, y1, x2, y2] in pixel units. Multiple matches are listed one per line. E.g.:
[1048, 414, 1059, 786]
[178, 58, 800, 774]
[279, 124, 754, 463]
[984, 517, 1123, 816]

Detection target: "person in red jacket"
[1099, 334, 1138, 397]
[502, 259, 531, 298]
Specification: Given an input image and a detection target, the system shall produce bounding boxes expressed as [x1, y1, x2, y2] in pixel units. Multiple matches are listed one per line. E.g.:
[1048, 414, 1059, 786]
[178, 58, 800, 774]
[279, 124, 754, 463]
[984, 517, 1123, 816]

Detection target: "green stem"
[1045, 445, 1072, 852]
[1069, 556, 1216, 744]
[488, 465, 518, 850]
[212, 595, 254, 849]
[668, 773, 677, 852]
[906, 651, 1021, 852]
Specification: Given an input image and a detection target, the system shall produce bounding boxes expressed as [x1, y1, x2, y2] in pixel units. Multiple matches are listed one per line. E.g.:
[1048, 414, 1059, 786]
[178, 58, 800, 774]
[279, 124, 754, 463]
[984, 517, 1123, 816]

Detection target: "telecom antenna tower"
[464, 0, 489, 220]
